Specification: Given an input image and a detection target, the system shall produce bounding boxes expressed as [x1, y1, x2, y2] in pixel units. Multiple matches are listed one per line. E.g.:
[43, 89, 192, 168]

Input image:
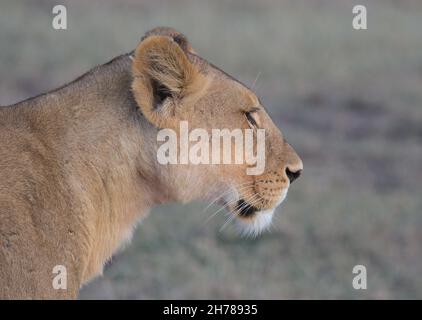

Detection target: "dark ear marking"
[172, 34, 190, 52]
[151, 79, 171, 107]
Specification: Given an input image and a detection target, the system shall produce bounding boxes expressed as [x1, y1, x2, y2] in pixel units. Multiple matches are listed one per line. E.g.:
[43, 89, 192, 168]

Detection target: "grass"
[1, 0, 421, 299]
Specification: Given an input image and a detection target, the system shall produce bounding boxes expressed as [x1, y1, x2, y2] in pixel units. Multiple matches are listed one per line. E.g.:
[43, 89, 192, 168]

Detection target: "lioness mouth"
[236, 199, 259, 218]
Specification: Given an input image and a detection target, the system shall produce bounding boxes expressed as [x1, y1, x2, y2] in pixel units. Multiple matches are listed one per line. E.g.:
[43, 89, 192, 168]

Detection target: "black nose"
[286, 168, 302, 184]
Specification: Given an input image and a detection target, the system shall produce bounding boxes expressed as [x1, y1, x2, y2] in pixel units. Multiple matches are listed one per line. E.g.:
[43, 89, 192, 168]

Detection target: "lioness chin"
[0, 27, 303, 299]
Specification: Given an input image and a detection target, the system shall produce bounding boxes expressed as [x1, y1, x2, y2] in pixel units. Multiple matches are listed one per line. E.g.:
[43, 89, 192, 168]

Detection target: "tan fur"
[0, 27, 302, 299]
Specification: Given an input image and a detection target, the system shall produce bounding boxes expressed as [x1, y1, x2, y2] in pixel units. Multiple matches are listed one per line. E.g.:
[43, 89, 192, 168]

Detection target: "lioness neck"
[2, 54, 162, 292]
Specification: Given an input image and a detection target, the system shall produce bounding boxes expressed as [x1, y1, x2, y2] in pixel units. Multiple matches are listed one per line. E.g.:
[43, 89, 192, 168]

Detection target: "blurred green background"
[1, 0, 421, 299]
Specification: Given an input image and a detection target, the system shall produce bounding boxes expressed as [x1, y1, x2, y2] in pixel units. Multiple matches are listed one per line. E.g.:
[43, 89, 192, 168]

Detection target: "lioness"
[0, 27, 302, 299]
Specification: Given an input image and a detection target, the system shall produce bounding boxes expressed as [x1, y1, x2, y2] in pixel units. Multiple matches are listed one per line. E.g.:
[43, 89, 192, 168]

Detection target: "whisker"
[206, 196, 239, 220]
[220, 214, 236, 232]
[203, 203, 229, 225]
[202, 181, 254, 213]
[202, 181, 229, 212]
[203, 189, 240, 225]
[205, 190, 253, 224]
[202, 186, 251, 216]
[202, 179, 267, 229]
[251, 71, 262, 90]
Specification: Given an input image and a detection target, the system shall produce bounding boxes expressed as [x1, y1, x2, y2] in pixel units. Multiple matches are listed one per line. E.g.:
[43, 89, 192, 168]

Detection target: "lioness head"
[132, 27, 303, 236]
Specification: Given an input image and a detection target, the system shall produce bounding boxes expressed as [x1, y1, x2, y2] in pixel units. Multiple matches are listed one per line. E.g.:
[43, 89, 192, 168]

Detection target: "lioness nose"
[285, 167, 302, 184]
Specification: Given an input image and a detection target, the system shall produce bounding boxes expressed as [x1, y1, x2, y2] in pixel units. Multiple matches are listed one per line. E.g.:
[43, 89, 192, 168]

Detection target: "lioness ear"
[142, 27, 196, 54]
[132, 35, 204, 128]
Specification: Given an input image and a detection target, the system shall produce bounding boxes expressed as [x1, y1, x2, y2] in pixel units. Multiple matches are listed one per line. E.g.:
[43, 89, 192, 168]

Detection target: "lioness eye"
[245, 111, 258, 127]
